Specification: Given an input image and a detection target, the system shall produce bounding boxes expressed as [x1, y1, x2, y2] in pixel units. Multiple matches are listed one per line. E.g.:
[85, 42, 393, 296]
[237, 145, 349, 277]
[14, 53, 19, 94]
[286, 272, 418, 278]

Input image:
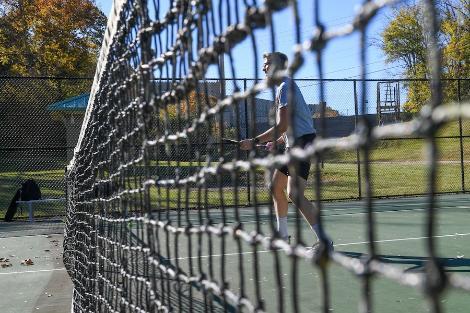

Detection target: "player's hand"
[265, 141, 275, 151]
[239, 139, 253, 150]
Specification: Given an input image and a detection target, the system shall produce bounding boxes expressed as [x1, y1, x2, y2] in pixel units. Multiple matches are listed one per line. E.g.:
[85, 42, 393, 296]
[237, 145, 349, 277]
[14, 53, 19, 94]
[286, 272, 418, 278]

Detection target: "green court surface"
[139, 194, 470, 313]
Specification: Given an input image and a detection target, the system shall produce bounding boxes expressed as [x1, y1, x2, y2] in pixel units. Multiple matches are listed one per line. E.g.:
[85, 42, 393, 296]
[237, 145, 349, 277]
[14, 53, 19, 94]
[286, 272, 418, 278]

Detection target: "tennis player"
[240, 52, 333, 255]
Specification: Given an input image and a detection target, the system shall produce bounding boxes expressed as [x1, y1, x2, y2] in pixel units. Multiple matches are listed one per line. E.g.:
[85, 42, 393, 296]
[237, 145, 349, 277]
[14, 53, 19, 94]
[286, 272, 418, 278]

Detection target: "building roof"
[47, 93, 89, 112]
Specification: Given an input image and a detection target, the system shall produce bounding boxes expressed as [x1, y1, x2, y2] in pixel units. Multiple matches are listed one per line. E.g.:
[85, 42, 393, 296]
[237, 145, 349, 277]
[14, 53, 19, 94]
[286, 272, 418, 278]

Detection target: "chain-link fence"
[206, 78, 470, 203]
[0, 77, 468, 218]
[0, 77, 92, 219]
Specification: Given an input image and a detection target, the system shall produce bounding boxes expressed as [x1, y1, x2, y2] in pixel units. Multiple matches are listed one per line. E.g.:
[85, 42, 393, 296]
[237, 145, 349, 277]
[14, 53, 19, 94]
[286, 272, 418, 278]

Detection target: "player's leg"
[287, 169, 333, 249]
[271, 168, 289, 240]
[286, 133, 319, 227]
[287, 175, 317, 226]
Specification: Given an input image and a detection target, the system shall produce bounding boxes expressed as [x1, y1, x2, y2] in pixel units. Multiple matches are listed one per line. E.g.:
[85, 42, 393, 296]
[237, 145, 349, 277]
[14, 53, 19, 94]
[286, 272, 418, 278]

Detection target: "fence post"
[354, 80, 362, 199]
[244, 78, 251, 205]
[458, 79, 465, 191]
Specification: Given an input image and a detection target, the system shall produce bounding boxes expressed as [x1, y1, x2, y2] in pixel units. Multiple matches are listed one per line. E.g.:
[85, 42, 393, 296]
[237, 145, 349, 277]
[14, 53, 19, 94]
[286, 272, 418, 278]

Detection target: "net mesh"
[64, 0, 470, 312]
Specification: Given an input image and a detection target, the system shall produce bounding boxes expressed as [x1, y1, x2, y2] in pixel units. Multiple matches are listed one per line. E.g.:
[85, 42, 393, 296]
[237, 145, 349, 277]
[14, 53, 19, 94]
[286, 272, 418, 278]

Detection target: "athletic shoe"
[307, 240, 333, 258]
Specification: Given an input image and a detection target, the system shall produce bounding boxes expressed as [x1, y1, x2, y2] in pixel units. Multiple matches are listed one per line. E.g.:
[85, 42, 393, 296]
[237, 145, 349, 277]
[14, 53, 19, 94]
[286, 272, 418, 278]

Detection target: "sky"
[95, 0, 400, 79]
[94, 0, 403, 114]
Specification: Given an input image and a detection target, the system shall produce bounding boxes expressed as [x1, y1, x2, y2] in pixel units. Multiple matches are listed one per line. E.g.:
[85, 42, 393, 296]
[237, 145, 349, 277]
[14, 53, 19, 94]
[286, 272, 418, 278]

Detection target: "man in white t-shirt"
[240, 52, 333, 255]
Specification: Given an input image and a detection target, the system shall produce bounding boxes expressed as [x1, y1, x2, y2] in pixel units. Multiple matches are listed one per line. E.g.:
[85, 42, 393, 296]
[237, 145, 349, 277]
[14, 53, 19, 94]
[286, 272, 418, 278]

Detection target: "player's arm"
[265, 134, 285, 151]
[274, 133, 285, 145]
[240, 106, 288, 150]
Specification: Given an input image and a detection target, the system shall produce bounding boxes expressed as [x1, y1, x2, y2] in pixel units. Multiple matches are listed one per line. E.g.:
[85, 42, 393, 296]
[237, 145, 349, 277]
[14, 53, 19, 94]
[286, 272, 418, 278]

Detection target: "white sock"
[277, 216, 288, 240]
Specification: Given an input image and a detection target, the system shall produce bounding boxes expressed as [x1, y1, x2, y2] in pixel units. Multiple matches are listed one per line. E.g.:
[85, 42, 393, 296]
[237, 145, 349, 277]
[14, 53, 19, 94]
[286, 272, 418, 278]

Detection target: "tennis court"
[55, 0, 470, 313]
[2, 0, 470, 311]
[113, 194, 468, 313]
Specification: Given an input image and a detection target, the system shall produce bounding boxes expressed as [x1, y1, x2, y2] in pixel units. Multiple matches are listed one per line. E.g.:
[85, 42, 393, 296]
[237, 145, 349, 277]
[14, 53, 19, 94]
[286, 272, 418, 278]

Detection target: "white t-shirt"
[276, 77, 315, 147]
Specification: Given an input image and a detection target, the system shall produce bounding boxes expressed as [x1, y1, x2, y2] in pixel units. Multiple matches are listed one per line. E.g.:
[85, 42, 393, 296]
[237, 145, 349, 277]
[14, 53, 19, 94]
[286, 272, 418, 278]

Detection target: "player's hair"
[263, 52, 288, 69]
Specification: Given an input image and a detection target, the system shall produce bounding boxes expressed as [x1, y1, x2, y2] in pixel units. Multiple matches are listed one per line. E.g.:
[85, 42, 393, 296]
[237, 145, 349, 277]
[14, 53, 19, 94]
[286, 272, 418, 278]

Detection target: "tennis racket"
[222, 138, 267, 150]
[222, 138, 239, 145]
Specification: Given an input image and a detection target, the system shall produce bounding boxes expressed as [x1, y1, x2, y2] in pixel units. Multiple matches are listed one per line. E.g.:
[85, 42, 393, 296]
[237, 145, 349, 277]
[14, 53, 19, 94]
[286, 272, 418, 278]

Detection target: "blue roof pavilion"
[47, 93, 89, 112]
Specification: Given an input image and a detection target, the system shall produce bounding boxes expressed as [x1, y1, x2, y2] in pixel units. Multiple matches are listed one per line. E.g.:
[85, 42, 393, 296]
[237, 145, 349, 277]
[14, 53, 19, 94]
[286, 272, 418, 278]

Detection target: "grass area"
[94, 162, 466, 211]
[0, 162, 467, 215]
[438, 119, 470, 136]
[279, 162, 463, 201]
[1, 130, 467, 216]
[328, 121, 469, 163]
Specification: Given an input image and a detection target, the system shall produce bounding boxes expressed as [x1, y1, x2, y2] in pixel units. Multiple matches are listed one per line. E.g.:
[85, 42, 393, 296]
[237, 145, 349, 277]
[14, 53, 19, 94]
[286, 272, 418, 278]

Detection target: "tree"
[381, 5, 427, 78]
[158, 90, 233, 141]
[440, 0, 470, 79]
[310, 102, 340, 118]
[380, 0, 469, 113]
[0, 0, 106, 77]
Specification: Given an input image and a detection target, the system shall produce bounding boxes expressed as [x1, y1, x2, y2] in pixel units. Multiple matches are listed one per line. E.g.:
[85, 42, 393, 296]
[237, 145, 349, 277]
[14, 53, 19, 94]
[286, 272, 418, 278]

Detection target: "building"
[47, 93, 89, 161]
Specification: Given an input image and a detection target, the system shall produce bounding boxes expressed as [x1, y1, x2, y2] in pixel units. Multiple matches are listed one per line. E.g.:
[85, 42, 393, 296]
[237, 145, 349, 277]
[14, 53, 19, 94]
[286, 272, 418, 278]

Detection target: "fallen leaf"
[21, 259, 34, 266]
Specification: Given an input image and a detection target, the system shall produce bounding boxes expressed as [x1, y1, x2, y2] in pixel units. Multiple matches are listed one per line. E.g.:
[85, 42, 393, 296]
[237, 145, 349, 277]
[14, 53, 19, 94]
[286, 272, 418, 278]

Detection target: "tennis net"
[64, 0, 470, 312]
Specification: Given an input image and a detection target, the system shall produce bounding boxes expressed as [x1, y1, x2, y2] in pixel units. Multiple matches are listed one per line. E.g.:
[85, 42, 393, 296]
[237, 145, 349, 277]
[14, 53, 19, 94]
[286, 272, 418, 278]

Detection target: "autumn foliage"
[0, 0, 106, 76]
[164, 90, 218, 120]
[381, 1, 469, 113]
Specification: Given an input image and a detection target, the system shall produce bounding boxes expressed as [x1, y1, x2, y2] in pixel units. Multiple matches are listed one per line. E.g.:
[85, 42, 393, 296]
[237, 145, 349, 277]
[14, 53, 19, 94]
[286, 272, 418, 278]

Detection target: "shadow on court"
[341, 251, 470, 273]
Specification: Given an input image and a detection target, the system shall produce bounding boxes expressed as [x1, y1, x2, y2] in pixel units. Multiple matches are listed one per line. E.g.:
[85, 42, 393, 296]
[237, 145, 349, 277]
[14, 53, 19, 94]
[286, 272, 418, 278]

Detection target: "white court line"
[171, 232, 470, 261]
[324, 205, 468, 218]
[156, 204, 469, 226]
[0, 268, 66, 275]
[334, 232, 470, 247]
[163, 202, 469, 222]
[163, 207, 417, 222]
[324, 203, 470, 212]
[192, 206, 447, 225]
[0, 233, 62, 240]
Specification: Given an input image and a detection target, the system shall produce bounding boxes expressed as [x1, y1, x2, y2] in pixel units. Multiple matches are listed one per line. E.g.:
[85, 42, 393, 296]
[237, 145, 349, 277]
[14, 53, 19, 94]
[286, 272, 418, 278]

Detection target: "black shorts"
[277, 133, 316, 180]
